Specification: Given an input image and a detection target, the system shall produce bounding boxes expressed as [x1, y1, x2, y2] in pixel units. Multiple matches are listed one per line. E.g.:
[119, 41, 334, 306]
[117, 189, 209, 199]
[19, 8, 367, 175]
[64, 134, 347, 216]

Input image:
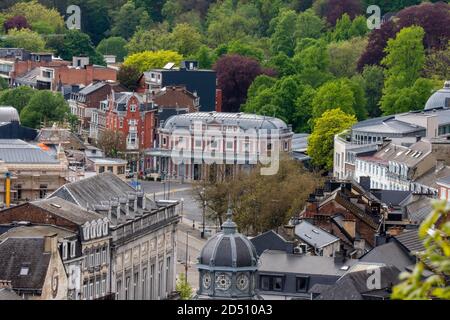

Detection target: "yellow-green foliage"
[392, 201, 450, 300]
[123, 50, 183, 73]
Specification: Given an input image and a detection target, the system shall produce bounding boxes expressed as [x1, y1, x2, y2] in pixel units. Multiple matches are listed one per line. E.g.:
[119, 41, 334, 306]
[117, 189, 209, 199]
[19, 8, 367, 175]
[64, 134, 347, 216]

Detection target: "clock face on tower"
[215, 273, 231, 291]
[202, 272, 211, 290]
[236, 273, 249, 291]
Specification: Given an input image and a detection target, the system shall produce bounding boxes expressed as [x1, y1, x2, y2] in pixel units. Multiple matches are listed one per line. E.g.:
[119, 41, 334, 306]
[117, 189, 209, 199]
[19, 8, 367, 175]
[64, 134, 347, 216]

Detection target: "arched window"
[91, 222, 97, 239]
[84, 222, 90, 241]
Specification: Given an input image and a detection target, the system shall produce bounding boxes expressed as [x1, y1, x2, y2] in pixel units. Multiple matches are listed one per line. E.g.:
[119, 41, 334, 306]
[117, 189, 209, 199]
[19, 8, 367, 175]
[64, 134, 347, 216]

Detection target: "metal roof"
[394, 230, 425, 254]
[424, 83, 450, 110]
[295, 220, 339, 249]
[162, 112, 290, 131]
[0, 139, 59, 164]
[258, 250, 358, 276]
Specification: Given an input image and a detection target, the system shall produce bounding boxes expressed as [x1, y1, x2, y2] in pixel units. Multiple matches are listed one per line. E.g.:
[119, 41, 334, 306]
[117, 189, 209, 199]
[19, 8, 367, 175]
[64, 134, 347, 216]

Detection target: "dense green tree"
[307, 108, 357, 170]
[0, 78, 8, 91]
[423, 45, 450, 81]
[20, 91, 70, 129]
[270, 9, 298, 56]
[125, 25, 172, 54]
[225, 40, 265, 62]
[327, 37, 367, 78]
[176, 273, 193, 300]
[3, 28, 46, 52]
[0, 86, 35, 114]
[117, 65, 141, 91]
[381, 26, 426, 115]
[392, 201, 450, 300]
[55, 30, 105, 65]
[71, 0, 112, 45]
[193, 45, 217, 69]
[294, 84, 316, 132]
[381, 78, 436, 115]
[168, 23, 203, 57]
[111, 1, 151, 39]
[133, 0, 165, 22]
[206, 0, 261, 47]
[331, 14, 369, 42]
[96, 37, 128, 62]
[266, 53, 297, 77]
[312, 79, 356, 119]
[295, 9, 325, 40]
[123, 50, 183, 72]
[361, 65, 384, 118]
[6, 0, 64, 34]
[293, 41, 333, 88]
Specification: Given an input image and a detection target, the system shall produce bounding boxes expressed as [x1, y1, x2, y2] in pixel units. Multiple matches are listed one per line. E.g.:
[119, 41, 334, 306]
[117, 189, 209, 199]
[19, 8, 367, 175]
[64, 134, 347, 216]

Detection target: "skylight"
[20, 266, 29, 275]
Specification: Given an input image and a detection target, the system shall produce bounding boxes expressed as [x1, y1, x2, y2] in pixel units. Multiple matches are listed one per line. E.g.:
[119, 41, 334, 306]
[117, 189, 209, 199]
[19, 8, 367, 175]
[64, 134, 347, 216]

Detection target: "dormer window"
[103, 219, 108, 236]
[20, 266, 29, 276]
[97, 220, 102, 236]
[62, 242, 68, 259]
[84, 223, 90, 240]
[91, 222, 97, 239]
[130, 104, 137, 112]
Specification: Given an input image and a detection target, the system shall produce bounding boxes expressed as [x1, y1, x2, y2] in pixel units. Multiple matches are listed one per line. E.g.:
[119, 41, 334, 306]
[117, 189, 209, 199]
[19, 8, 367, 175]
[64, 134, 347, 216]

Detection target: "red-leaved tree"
[4, 15, 30, 33]
[358, 2, 450, 70]
[323, 0, 362, 26]
[214, 54, 275, 113]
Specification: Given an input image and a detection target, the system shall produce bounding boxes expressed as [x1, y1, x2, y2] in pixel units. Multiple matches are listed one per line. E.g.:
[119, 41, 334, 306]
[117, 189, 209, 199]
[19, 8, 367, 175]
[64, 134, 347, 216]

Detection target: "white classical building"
[147, 112, 294, 181]
[334, 81, 450, 180]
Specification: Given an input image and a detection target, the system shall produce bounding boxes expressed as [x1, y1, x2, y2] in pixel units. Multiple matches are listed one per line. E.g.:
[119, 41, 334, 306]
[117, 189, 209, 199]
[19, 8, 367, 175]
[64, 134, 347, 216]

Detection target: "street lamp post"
[180, 198, 184, 223]
[185, 231, 189, 285]
[201, 187, 206, 239]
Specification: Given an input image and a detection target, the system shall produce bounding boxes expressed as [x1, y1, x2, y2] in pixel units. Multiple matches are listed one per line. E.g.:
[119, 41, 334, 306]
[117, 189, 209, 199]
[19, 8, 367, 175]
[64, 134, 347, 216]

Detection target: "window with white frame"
[62, 242, 68, 260]
[70, 241, 76, 258]
[130, 104, 137, 112]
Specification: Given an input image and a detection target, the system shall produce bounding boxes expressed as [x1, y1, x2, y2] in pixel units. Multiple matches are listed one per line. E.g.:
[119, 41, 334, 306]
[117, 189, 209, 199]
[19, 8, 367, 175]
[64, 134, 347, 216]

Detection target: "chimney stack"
[44, 234, 58, 254]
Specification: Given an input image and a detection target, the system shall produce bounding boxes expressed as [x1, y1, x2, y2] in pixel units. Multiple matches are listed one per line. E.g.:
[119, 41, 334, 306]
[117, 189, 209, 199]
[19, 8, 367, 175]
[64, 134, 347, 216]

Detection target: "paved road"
[175, 222, 207, 290]
[138, 180, 218, 229]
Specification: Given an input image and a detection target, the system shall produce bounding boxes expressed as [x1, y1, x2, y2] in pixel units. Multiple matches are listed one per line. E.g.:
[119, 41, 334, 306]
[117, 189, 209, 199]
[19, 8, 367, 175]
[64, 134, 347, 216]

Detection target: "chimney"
[342, 219, 356, 239]
[137, 191, 144, 208]
[44, 234, 58, 254]
[119, 197, 128, 217]
[435, 159, 445, 173]
[334, 247, 347, 263]
[359, 176, 371, 191]
[283, 225, 295, 240]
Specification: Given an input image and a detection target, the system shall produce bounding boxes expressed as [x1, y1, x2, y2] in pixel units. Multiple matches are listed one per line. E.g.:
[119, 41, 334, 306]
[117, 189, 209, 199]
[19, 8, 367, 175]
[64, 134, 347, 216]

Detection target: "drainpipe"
[5, 172, 11, 208]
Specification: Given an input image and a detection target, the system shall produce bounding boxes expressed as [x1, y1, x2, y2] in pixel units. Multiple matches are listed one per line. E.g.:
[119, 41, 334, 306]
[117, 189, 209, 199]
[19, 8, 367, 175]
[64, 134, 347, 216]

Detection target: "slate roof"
[78, 81, 106, 95]
[394, 230, 425, 254]
[405, 196, 433, 224]
[250, 230, 293, 256]
[0, 288, 22, 300]
[414, 166, 450, 190]
[0, 238, 50, 291]
[359, 140, 431, 168]
[360, 242, 414, 271]
[371, 190, 412, 207]
[32, 196, 105, 225]
[294, 221, 339, 249]
[36, 127, 85, 149]
[436, 174, 450, 187]
[49, 172, 136, 209]
[0, 139, 59, 164]
[258, 250, 358, 276]
[0, 224, 75, 241]
[316, 264, 401, 300]
[163, 112, 290, 132]
[153, 86, 198, 110]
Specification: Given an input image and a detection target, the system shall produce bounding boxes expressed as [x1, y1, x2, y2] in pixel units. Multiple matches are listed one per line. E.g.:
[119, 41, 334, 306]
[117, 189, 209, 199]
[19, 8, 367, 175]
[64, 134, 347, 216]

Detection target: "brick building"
[104, 92, 157, 172]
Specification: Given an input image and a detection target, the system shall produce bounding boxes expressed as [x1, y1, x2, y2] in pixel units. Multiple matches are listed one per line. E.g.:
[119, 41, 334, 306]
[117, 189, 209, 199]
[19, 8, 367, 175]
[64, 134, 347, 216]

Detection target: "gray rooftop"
[162, 112, 290, 132]
[258, 250, 358, 276]
[437, 175, 450, 187]
[0, 224, 75, 241]
[0, 238, 50, 291]
[394, 230, 425, 254]
[360, 242, 414, 271]
[0, 139, 59, 164]
[295, 221, 339, 249]
[424, 82, 450, 110]
[30, 197, 105, 226]
[49, 172, 136, 210]
[78, 81, 107, 95]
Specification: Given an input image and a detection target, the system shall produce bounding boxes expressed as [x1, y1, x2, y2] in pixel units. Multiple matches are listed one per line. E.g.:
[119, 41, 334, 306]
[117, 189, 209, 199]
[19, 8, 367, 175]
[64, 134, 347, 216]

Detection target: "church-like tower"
[195, 207, 260, 299]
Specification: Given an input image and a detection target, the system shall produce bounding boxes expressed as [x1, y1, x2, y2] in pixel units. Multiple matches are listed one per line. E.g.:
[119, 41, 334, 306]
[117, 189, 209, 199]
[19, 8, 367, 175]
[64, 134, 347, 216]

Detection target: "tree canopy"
[123, 50, 183, 73]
